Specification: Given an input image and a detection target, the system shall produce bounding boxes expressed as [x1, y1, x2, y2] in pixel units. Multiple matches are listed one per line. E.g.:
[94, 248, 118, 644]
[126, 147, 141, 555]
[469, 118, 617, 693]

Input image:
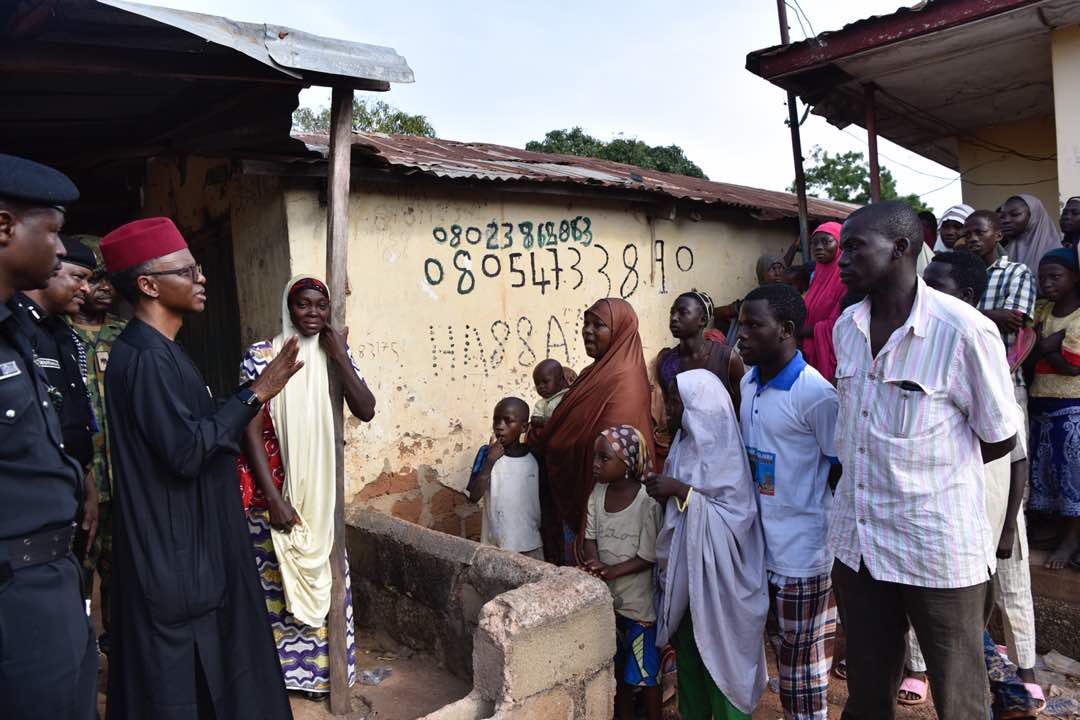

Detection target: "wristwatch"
[237, 386, 261, 407]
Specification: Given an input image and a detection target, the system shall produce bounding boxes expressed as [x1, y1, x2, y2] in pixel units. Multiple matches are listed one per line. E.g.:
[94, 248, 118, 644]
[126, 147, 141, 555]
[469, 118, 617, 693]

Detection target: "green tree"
[526, 127, 707, 179]
[793, 145, 930, 213]
[292, 96, 435, 137]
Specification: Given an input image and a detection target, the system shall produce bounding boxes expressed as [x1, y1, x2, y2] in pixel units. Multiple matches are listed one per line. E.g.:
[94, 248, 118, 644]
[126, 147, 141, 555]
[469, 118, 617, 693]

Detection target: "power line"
[965, 176, 1057, 188]
[874, 86, 1057, 164]
[915, 160, 1056, 199]
[785, 2, 810, 39]
[839, 127, 956, 181]
[788, 0, 817, 37]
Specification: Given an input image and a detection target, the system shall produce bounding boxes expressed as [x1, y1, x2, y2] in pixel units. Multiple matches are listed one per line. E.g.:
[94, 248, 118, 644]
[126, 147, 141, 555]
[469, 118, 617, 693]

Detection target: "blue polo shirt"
[740, 351, 839, 578]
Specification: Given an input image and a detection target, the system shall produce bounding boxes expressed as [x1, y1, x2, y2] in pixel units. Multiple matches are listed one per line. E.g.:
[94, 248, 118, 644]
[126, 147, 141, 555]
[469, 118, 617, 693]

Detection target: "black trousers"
[0, 555, 98, 720]
[833, 559, 993, 720]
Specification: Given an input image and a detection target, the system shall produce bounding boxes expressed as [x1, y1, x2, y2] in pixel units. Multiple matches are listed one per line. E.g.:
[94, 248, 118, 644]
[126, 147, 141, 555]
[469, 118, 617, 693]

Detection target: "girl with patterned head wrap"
[1001, 194, 1062, 275]
[535, 298, 655, 564]
[800, 221, 845, 383]
[648, 369, 769, 718]
[236, 274, 376, 695]
[935, 203, 976, 252]
[583, 424, 663, 720]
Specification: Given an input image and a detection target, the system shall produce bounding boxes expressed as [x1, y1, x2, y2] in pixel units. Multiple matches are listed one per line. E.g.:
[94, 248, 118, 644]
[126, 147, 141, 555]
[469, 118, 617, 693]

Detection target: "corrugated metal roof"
[294, 132, 858, 221]
[98, 0, 414, 84]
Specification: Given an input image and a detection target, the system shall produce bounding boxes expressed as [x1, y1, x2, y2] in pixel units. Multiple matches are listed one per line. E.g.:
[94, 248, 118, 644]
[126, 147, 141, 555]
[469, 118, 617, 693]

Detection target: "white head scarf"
[653, 369, 769, 713]
[268, 275, 336, 627]
[934, 203, 975, 252]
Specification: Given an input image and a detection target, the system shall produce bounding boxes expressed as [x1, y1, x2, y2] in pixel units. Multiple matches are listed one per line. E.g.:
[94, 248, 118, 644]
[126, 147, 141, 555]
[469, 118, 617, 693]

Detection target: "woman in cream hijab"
[237, 275, 376, 695]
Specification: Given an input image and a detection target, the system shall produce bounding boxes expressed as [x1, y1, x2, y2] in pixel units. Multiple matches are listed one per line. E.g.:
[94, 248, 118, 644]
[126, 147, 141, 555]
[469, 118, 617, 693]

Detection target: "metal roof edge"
[745, 0, 1042, 80]
[96, 0, 413, 85]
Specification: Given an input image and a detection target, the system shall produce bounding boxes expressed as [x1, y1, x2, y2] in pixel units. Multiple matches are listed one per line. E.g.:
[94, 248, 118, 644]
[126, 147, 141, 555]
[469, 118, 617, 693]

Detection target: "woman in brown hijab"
[537, 298, 656, 564]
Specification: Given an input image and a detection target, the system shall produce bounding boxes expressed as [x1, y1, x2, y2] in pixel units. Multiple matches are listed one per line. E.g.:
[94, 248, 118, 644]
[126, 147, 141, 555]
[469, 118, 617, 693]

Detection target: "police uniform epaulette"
[0, 153, 79, 208]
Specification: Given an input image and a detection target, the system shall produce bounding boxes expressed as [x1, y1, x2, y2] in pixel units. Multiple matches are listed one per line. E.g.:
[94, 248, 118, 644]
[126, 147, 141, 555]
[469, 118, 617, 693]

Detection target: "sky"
[142, 0, 964, 214]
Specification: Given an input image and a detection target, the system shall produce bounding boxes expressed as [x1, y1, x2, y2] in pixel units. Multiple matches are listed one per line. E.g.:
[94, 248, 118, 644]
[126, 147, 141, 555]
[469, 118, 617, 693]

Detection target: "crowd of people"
[2, 147, 1079, 720]
[471, 195, 1080, 720]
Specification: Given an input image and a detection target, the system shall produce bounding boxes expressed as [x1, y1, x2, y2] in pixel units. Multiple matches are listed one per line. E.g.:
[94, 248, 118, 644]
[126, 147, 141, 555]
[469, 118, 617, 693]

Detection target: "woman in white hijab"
[647, 369, 768, 718]
[237, 275, 376, 695]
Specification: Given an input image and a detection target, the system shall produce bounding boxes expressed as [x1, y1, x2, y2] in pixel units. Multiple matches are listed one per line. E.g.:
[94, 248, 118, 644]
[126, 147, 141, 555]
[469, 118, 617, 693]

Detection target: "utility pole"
[865, 83, 881, 202]
[777, 0, 810, 263]
[325, 85, 352, 716]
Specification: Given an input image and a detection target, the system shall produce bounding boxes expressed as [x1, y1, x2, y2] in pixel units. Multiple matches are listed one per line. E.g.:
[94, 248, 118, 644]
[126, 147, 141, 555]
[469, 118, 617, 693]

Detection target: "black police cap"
[0, 154, 79, 209]
[61, 236, 96, 270]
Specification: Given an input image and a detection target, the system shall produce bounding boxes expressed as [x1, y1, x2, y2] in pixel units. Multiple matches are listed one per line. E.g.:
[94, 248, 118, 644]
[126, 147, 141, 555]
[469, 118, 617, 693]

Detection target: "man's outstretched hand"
[251, 336, 303, 402]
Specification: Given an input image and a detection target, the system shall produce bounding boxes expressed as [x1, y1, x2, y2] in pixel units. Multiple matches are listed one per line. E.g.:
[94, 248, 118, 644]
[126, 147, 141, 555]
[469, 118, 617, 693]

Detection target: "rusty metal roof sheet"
[98, 0, 414, 84]
[294, 132, 858, 221]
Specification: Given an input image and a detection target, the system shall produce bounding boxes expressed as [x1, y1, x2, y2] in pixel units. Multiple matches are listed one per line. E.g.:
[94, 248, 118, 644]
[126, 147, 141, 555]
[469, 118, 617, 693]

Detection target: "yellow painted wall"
[1054, 25, 1080, 205]
[281, 186, 796, 506]
[956, 114, 1059, 214]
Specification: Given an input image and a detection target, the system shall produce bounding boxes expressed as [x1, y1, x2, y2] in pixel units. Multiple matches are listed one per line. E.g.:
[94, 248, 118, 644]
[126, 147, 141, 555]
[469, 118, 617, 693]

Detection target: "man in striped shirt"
[829, 201, 1018, 720]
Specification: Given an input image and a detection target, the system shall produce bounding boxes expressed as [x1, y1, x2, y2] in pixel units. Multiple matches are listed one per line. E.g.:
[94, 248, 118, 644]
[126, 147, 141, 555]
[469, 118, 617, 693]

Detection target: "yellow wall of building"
[957, 114, 1059, 214]
[1054, 25, 1080, 205]
[281, 186, 795, 525]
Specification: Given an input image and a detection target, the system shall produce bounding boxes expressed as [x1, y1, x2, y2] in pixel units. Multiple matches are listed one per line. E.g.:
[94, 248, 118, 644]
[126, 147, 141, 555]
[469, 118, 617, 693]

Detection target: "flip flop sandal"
[1024, 682, 1047, 713]
[832, 659, 847, 680]
[897, 676, 928, 706]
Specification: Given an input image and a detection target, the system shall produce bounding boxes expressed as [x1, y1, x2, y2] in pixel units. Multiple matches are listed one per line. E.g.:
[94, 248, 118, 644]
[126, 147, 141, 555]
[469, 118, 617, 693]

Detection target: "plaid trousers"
[767, 572, 837, 720]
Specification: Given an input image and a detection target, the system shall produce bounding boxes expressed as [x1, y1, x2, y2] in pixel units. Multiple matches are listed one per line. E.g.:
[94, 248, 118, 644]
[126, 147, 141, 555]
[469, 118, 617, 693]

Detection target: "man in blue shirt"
[737, 283, 841, 720]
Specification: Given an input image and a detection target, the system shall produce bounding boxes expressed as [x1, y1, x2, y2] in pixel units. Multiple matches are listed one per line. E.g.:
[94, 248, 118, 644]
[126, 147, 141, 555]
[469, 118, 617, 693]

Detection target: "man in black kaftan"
[101, 217, 301, 720]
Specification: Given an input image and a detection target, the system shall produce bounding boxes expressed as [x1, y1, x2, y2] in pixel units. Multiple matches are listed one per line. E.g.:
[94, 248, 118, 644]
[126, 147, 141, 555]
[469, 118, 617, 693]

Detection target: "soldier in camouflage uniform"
[68, 236, 127, 654]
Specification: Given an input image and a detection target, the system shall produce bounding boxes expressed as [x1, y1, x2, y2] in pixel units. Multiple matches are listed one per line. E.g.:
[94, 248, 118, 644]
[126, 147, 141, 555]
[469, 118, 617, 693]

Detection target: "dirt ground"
[288, 630, 471, 720]
[88, 576, 1080, 720]
[90, 574, 469, 720]
[750, 662, 936, 719]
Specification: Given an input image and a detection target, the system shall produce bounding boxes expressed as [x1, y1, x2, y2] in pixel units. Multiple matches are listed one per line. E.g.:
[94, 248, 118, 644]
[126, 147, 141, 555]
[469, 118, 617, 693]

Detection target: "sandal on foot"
[832, 659, 847, 680]
[1023, 683, 1046, 713]
[897, 677, 928, 706]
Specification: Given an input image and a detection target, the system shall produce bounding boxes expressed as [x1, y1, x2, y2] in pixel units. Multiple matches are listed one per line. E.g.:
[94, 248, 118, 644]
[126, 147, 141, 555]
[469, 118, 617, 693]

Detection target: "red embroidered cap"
[101, 217, 188, 274]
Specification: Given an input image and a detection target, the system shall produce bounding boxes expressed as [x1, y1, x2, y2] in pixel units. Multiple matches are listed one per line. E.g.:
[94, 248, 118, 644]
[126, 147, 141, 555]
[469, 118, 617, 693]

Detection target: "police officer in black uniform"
[14, 236, 99, 562]
[14, 237, 97, 470]
[0, 153, 97, 720]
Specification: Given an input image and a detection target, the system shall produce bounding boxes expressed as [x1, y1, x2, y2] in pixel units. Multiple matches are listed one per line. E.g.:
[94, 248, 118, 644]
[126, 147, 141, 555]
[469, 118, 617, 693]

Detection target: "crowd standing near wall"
[3, 129, 1080, 720]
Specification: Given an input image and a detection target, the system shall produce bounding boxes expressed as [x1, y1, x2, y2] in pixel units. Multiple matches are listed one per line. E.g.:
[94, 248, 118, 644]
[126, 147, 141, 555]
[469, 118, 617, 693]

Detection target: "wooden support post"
[325, 85, 352, 716]
[865, 84, 881, 203]
[776, 0, 810, 262]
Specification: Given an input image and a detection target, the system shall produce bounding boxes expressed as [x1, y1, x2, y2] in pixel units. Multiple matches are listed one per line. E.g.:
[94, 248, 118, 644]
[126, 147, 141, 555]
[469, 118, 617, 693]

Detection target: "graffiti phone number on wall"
[424, 219, 694, 299]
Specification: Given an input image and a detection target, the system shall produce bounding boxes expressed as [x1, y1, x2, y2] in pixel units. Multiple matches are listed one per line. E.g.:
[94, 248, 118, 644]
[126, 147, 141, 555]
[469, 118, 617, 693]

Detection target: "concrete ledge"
[474, 567, 614, 703]
[1021, 550, 1080, 659]
[347, 508, 615, 720]
[418, 691, 494, 720]
[489, 687, 574, 720]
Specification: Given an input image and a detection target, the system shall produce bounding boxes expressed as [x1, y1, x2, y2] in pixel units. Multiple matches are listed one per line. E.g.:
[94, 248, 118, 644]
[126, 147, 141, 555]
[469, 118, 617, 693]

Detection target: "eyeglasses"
[142, 263, 203, 283]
